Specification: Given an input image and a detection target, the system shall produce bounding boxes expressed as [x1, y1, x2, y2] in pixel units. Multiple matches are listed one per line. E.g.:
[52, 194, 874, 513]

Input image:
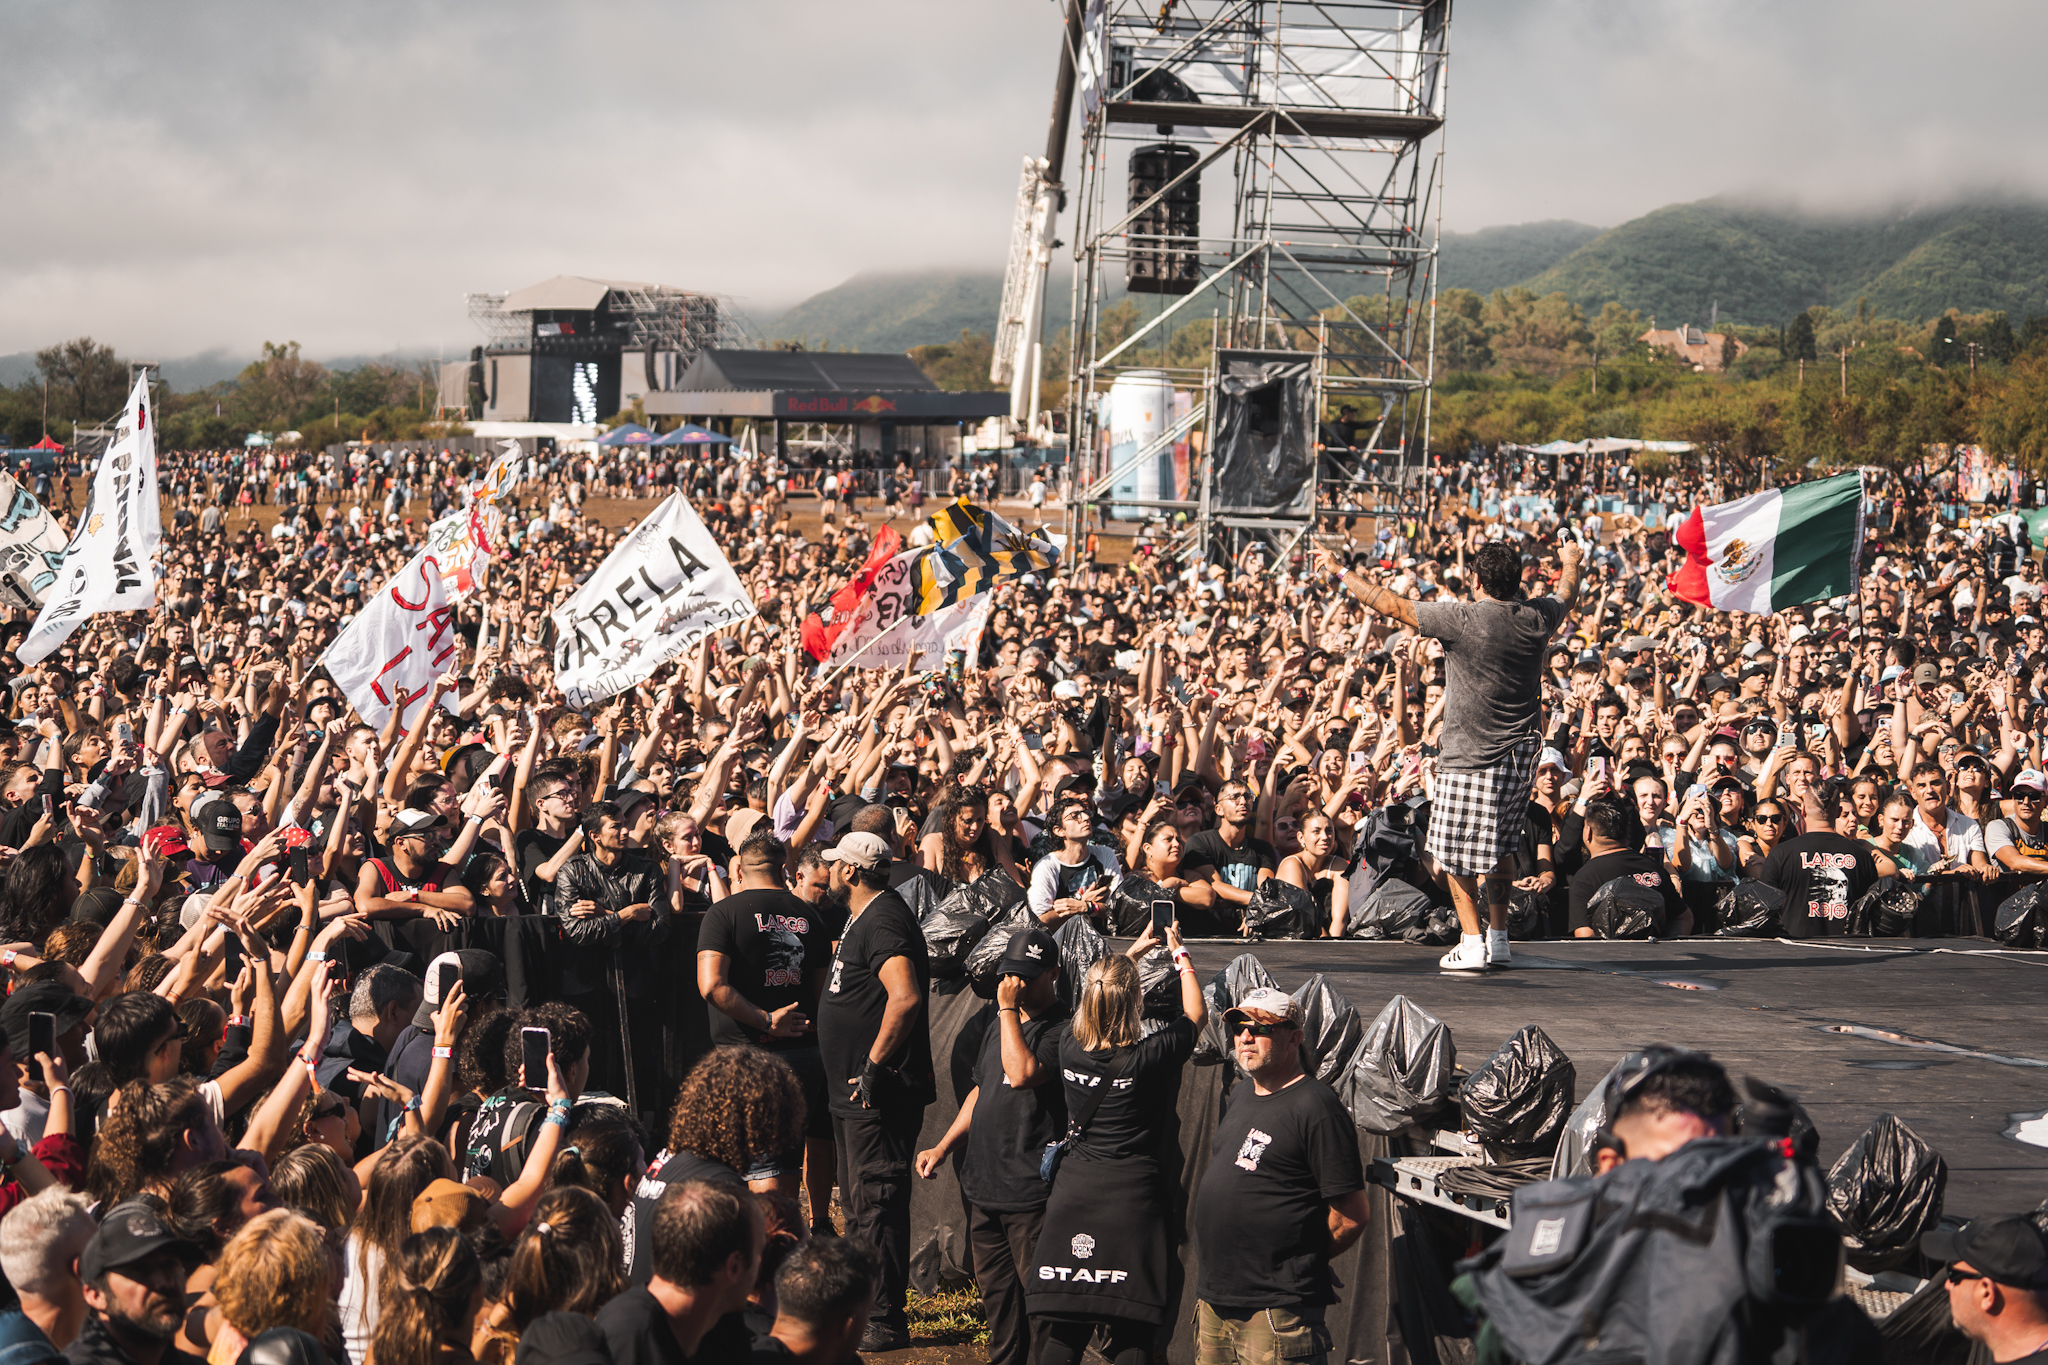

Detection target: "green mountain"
[1438, 221, 1602, 298]
[762, 270, 1006, 353]
[1518, 198, 2048, 327]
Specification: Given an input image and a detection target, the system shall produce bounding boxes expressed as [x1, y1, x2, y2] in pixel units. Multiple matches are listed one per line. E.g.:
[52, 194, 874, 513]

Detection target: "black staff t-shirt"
[696, 888, 832, 1052]
[960, 1007, 1068, 1214]
[1194, 1074, 1364, 1309]
[817, 890, 933, 1116]
[1758, 832, 1879, 938]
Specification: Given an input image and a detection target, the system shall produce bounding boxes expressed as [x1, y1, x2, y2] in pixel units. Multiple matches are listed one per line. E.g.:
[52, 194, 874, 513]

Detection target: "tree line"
[0, 339, 454, 451]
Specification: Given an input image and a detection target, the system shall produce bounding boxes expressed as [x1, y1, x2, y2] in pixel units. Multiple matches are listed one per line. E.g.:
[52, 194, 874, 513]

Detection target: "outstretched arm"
[1313, 546, 1417, 628]
[1552, 541, 1586, 614]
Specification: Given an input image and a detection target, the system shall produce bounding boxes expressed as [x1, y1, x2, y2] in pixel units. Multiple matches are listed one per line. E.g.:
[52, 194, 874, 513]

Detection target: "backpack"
[465, 1091, 628, 1185]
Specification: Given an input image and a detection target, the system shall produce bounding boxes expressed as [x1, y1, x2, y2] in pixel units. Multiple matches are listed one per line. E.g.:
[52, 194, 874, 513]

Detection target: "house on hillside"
[1639, 323, 1747, 372]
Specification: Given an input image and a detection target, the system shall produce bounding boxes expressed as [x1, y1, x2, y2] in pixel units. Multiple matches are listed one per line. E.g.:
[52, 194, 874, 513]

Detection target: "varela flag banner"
[912, 497, 1057, 616]
[20, 375, 163, 663]
[551, 491, 757, 706]
[1668, 472, 1865, 615]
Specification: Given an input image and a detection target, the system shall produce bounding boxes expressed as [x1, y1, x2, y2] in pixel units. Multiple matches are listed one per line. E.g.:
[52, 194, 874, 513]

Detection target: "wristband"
[998, 1006, 1020, 1015]
[543, 1107, 571, 1127]
[228, 1014, 250, 1029]
[431, 1045, 454, 1060]
[402, 1095, 422, 1115]
[1, 952, 14, 969]
[306, 950, 328, 962]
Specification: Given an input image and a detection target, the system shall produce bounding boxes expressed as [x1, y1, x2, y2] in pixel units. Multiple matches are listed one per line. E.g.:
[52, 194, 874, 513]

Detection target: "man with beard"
[696, 830, 836, 1235]
[67, 1203, 201, 1365]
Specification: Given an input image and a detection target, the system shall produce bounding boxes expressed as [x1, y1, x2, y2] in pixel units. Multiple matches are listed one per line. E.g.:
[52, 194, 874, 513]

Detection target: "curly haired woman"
[624, 1045, 803, 1285]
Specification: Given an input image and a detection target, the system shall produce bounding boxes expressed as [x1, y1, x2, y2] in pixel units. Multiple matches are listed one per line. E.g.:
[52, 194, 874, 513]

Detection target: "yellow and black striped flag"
[911, 497, 1057, 615]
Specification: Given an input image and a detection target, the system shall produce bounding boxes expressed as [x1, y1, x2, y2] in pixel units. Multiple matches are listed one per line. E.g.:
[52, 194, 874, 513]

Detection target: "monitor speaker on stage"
[1127, 143, 1200, 295]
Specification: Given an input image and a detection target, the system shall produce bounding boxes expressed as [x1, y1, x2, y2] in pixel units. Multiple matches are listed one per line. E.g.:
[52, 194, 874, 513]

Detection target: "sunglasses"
[1945, 1268, 1987, 1286]
[1230, 1020, 1288, 1038]
[1753, 813, 1786, 824]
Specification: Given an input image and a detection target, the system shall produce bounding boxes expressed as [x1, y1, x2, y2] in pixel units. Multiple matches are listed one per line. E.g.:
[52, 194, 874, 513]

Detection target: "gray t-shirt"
[1414, 595, 1570, 771]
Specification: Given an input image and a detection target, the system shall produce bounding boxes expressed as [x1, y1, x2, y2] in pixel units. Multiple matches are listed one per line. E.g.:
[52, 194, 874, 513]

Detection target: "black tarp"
[1210, 351, 1316, 517]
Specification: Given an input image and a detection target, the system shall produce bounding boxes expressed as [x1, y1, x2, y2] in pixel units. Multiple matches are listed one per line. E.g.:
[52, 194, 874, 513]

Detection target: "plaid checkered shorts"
[1424, 736, 1540, 877]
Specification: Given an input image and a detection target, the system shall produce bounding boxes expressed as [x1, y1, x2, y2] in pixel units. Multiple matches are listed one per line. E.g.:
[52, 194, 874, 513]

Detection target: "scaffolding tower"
[463, 286, 756, 378]
[1056, 0, 1450, 569]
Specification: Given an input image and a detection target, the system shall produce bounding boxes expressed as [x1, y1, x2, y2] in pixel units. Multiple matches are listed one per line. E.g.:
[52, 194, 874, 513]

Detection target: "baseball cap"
[1223, 986, 1303, 1030]
[822, 832, 892, 870]
[1922, 1214, 2048, 1289]
[2011, 769, 2048, 796]
[997, 926, 1060, 980]
[1786, 623, 1811, 644]
[391, 809, 451, 839]
[413, 949, 502, 1029]
[1051, 679, 1084, 701]
[1536, 747, 1571, 776]
[1701, 673, 1733, 695]
[193, 797, 244, 857]
[1955, 751, 1991, 774]
[1913, 662, 1941, 686]
[1879, 665, 1904, 684]
[81, 1201, 200, 1281]
[142, 824, 191, 859]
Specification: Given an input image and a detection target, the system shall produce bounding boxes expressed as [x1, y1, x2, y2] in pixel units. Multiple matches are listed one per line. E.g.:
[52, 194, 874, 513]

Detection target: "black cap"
[389, 808, 452, 839]
[81, 1201, 200, 1281]
[195, 798, 244, 857]
[997, 926, 1060, 980]
[1922, 1215, 2048, 1289]
[1701, 673, 1733, 694]
[0, 981, 91, 1060]
[412, 949, 502, 1030]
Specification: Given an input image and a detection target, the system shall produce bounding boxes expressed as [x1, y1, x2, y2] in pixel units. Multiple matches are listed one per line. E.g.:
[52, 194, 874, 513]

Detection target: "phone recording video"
[521, 1027, 551, 1090]
[1151, 899, 1177, 933]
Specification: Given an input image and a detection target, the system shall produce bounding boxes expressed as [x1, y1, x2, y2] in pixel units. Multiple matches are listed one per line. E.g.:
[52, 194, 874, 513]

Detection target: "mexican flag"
[1668, 472, 1864, 614]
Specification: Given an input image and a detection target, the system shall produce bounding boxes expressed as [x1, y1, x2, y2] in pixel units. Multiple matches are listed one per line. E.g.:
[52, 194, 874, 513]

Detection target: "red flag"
[802, 526, 902, 661]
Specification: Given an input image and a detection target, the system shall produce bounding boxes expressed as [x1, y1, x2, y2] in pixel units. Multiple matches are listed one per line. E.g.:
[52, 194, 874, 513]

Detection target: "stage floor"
[1181, 936, 2048, 1218]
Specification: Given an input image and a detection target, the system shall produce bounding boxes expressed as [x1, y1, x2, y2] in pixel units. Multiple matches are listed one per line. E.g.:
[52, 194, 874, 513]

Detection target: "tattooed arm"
[1312, 546, 1417, 628]
[1553, 541, 1586, 614]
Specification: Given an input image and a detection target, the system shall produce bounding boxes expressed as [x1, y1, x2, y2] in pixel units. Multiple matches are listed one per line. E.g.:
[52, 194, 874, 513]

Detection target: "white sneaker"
[1439, 939, 1490, 972]
[1486, 932, 1513, 967]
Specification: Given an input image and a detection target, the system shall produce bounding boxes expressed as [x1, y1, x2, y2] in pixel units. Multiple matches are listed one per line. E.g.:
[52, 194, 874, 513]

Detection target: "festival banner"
[411, 508, 492, 603]
[321, 555, 462, 732]
[801, 524, 903, 662]
[822, 549, 925, 670]
[0, 473, 72, 609]
[833, 594, 992, 672]
[20, 375, 162, 663]
[551, 492, 757, 706]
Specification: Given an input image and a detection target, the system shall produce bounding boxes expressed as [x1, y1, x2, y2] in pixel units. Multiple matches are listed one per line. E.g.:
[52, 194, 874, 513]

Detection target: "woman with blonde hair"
[1026, 921, 1203, 1365]
[370, 1227, 483, 1365]
[209, 1209, 335, 1365]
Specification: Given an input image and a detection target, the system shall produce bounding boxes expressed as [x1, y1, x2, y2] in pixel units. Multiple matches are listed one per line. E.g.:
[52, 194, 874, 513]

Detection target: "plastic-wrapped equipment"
[1050, 914, 1111, 1014]
[1458, 1025, 1576, 1157]
[1550, 1056, 1624, 1179]
[1346, 995, 1457, 1134]
[1585, 875, 1666, 939]
[1191, 954, 1279, 1065]
[1288, 973, 1363, 1087]
[1713, 879, 1786, 938]
[1849, 882, 1924, 937]
[962, 882, 1038, 997]
[1825, 1112, 1948, 1271]
[915, 877, 1000, 978]
[1243, 877, 1321, 940]
[1995, 883, 2048, 950]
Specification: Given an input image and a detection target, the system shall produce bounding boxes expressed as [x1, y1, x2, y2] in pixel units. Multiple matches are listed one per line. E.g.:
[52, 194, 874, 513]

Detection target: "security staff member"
[913, 926, 1067, 1365]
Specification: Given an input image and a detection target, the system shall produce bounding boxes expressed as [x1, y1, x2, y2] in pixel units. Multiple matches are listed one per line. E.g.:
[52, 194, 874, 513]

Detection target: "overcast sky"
[4, 0, 2043, 360]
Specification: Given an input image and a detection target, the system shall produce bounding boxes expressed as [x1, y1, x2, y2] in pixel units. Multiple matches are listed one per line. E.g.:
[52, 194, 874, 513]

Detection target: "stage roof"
[644, 350, 1008, 421]
[499, 275, 662, 312]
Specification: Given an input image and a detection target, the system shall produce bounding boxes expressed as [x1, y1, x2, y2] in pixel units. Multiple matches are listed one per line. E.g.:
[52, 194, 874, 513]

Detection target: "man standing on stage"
[1317, 538, 1582, 971]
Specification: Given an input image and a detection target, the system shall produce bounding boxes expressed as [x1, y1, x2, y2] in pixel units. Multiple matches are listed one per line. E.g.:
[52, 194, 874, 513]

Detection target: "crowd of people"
[0, 434, 2037, 1365]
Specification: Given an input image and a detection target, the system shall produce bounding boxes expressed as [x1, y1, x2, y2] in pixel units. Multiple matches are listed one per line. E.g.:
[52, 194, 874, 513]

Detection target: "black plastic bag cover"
[962, 880, 1038, 998]
[1050, 914, 1111, 1014]
[1411, 900, 1460, 947]
[1288, 973, 1363, 1087]
[1850, 882, 1924, 937]
[1459, 1025, 1576, 1156]
[1505, 888, 1547, 940]
[1825, 1112, 1948, 1270]
[1346, 994, 1456, 1134]
[1995, 884, 2047, 950]
[1192, 953, 1279, 1066]
[1107, 872, 1170, 939]
[1244, 877, 1321, 940]
[1550, 1056, 1627, 1179]
[1587, 874, 1666, 939]
[918, 878, 999, 978]
[1714, 879, 1787, 938]
[1346, 878, 1431, 940]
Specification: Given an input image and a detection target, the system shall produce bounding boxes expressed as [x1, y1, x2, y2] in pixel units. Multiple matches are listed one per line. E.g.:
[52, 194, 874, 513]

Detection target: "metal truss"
[1059, 0, 1449, 569]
